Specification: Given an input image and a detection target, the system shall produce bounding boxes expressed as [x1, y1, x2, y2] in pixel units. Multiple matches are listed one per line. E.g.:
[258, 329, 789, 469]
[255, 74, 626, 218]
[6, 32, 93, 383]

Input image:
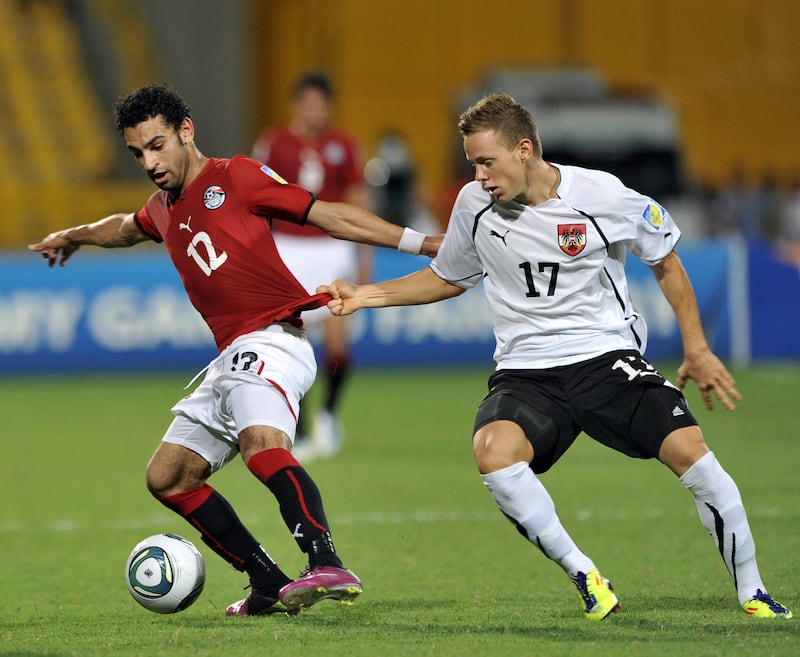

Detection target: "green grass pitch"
[0, 363, 797, 656]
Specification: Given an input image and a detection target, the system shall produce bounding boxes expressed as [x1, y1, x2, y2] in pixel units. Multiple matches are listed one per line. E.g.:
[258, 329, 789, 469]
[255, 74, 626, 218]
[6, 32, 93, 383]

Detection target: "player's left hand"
[677, 348, 741, 412]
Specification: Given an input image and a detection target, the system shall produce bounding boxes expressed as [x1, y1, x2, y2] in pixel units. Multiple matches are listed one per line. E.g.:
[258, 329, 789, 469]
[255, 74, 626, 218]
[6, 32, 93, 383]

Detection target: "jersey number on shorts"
[519, 261, 560, 297]
[231, 351, 258, 371]
[612, 356, 660, 381]
[186, 231, 229, 277]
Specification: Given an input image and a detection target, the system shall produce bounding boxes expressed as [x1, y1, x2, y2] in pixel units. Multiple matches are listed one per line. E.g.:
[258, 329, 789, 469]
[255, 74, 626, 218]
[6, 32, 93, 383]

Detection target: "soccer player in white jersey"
[319, 92, 792, 620]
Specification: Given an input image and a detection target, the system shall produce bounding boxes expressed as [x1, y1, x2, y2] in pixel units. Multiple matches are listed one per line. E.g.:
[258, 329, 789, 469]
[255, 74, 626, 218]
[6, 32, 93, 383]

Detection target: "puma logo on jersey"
[179, 216, 193, 233]
[292, 523, 304, 538]
[490, 229, 510, 245]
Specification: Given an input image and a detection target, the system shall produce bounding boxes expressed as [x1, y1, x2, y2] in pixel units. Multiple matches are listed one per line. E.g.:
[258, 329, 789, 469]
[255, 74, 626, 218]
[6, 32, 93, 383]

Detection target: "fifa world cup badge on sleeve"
[642, 202, 665, 229]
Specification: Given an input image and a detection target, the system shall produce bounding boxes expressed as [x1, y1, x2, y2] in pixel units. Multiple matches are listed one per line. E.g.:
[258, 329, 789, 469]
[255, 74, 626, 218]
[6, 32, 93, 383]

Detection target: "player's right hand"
[317, 279, 360, 316]
[677, 348, 741, 412]
[27, 232, 81, 267]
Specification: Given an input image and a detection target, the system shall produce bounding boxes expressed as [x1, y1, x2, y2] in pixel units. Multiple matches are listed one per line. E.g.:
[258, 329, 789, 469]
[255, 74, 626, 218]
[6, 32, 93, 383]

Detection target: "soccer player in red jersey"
[252, 72, 370, 461]
[28, 83, 438, 616]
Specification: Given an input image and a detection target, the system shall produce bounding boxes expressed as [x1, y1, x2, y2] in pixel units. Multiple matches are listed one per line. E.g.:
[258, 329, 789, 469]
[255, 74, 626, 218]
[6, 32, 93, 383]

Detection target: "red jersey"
[134, 156, 331, 351]
[251, 126, 363, 237]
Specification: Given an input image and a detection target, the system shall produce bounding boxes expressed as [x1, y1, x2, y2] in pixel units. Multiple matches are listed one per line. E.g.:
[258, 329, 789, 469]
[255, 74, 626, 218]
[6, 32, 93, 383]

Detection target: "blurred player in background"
[28, 83, 438, 617]
[252, 71, 369, 461]
[365, 129, 444, 235]
[320, 93, 793, 621]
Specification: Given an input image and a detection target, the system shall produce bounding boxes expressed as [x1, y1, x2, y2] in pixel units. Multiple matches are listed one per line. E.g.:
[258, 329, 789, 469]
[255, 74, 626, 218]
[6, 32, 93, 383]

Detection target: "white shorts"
[161, 323, 317, 473]
[274, 234, 357, 329]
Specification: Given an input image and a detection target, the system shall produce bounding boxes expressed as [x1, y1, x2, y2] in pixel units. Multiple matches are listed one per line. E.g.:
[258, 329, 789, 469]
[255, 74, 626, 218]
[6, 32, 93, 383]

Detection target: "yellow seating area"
[0, 0, 153, 248]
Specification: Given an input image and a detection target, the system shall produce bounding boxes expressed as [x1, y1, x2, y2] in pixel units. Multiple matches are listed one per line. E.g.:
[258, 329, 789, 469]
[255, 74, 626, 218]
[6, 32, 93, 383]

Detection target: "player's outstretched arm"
[318, 267, 464, 317]
[650, 249, 742, 411]
[27, 213, 149, 267]
[306, 200, 442, 257]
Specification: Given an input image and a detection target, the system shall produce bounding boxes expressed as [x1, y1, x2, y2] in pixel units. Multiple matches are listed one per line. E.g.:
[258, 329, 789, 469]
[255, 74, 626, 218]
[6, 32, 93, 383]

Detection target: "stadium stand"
[0, 0, 157, 248]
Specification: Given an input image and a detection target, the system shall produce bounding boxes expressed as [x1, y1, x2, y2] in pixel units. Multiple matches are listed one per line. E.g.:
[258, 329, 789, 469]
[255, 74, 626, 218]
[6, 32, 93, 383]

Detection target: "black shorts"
[473, 350, 698, 474]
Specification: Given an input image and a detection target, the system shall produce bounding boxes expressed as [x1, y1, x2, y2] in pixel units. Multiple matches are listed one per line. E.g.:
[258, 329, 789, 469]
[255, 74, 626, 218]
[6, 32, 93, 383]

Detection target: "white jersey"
[431, 164, 681, 369]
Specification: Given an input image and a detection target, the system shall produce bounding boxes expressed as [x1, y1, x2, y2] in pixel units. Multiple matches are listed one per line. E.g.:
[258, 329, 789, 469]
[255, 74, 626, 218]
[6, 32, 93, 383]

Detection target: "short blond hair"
[458, 92, 542, 157]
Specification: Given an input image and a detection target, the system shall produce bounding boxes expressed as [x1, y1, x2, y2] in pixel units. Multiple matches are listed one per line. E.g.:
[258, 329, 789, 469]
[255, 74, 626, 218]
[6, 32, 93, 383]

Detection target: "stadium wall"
[1, 241, 797, 375]
[246, 0, 800, 213]
[3, 1, 799, 250]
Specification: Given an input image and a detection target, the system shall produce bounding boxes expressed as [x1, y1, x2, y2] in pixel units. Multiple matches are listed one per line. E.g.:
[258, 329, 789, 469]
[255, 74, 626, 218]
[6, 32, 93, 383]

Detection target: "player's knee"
[658, 425, 709, 476]
[145, 444, 210, 497]
[145, 460, 185, 497]
[146, 462, 174, 497]
[473, 420, 533, 474]
[238, 425, 292, 463]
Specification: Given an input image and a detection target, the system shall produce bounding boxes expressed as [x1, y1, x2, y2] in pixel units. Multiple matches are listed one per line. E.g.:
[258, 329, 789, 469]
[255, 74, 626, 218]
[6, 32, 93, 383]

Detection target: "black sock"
[324, 355, 350, 411]
[296, 398, 308, 438]
[244, 546, 292, 593]
[158, 485, 290, 588]
[247, 449, 343, 569]
[306, 532, 343, 569]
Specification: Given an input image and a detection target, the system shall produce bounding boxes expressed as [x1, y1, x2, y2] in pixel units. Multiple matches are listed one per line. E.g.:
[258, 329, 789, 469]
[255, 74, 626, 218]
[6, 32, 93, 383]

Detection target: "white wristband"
[397, 227, 425, 255]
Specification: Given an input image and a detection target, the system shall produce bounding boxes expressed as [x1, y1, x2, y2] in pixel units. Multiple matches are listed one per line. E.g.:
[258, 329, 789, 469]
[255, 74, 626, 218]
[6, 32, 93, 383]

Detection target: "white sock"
[680, 451, 764, 603]
[481, 462, 595, 577]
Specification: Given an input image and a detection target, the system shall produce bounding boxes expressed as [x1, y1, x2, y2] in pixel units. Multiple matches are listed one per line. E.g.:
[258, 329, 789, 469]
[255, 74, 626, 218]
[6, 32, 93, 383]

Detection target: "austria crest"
[558, 223, 586, 256]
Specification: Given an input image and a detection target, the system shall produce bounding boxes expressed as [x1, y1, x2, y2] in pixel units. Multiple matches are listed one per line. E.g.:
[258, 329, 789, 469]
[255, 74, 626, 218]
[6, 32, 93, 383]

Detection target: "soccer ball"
[125, 533, 206, 614]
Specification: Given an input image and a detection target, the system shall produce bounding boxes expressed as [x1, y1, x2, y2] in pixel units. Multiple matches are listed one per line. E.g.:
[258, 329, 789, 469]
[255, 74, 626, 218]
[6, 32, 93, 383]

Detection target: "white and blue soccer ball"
[125, 533, 206, 614]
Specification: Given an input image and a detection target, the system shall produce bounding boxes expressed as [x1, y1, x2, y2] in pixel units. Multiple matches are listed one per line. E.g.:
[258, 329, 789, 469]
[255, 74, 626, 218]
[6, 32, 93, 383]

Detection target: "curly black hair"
[113, 83, 191, 133]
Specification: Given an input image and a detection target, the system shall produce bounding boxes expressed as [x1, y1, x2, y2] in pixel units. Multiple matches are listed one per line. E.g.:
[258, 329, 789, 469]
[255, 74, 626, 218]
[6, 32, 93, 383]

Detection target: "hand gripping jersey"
[251, 126, 364, 237]
[431, 164, 682, 369]
[134, 156, 331, 351]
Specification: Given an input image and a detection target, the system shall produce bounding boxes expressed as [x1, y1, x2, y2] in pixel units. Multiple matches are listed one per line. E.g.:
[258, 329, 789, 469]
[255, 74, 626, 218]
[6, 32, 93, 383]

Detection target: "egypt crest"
[558, 223, 586, 256]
